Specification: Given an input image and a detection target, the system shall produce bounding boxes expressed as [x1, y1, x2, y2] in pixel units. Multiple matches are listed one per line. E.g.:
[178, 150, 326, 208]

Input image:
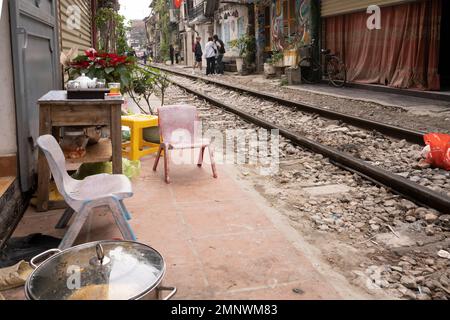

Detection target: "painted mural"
[295, 0, 311, 45]
[271, 0, 284, 51]
[270, 0, 312, 51]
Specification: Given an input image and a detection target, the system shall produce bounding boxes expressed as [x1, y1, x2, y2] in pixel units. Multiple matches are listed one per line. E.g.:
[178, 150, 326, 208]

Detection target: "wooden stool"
[121, 114, 160, 161]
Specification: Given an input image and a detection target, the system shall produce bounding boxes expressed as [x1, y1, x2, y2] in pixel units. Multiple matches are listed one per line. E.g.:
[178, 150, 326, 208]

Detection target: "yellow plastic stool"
[121, 114, 160, 161]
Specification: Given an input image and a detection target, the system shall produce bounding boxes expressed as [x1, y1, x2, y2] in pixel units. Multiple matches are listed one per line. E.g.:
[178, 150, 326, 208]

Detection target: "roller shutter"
[59, 0, 93, 54]
[321, 0, 416, 17]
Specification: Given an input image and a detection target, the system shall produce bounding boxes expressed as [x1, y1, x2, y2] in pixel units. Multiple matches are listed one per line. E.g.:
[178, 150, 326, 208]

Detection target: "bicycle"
[298, 39, 347, 87]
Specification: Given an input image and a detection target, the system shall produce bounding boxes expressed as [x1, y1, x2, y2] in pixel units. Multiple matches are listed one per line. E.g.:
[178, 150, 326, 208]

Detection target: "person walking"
[193, 36, 203, 72]
[142, 51, 148, 65]
[205, 37, 217, 76]
[213, 34, 225, 75]
[175, 44, 180, 64]
[169, 44, 175, 65]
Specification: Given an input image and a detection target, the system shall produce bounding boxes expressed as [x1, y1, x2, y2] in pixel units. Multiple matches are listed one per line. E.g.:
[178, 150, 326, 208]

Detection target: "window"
[237, 17, 244, 37]
[223, 22, 230, 50]
[264, 6, 271, 51]
[282, 0, 296, 38]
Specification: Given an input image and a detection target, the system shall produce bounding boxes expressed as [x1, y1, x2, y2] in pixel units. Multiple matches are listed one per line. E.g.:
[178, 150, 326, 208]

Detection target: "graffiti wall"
[255, 2, 269, 69]
[271, 0, 284, 51]
[295, 0, 312, 45]
[254, 0, 317, 69]
[270, 0, 312, 51]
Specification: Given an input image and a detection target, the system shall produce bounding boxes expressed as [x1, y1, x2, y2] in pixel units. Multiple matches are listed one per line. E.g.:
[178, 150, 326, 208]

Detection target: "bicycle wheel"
[299, 57, 320, 84]
[327, 56, 347, 87]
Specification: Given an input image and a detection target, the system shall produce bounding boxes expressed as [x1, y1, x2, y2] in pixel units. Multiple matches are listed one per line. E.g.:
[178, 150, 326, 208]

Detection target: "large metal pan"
[25, 240, 176, 300]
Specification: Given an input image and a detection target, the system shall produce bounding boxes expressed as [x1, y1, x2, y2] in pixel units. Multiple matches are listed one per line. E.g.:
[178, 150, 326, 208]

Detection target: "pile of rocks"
[165, 81, 450, 300]
[174, 75, 450, 198]
[202, 71, 450, 134]
[363, 253, 450, 300]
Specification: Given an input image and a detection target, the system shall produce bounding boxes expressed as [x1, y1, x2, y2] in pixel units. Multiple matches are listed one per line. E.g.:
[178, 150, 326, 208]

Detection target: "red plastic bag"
[423, 133, 450, 170]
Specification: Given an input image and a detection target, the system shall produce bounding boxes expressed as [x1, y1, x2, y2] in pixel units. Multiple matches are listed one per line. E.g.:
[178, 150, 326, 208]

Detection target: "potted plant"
[271, 50, 284, 67]
[66, 48, 135, 92]
[228, 35, 256, 74]
[264, 57, 276, 77]
[62, 48, 136, 147]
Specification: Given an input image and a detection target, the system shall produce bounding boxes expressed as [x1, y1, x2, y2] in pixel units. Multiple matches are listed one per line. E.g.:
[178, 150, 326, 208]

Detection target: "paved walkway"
[285, 83, 450, 115]
[2, 152, 356, 300]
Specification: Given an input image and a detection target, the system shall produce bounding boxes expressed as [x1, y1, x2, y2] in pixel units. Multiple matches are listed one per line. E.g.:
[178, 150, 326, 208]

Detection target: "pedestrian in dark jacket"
[169, 45, 175, 65]
[143, 52, 148, 65]
[213, 35, 226, 75]
[193, 36, 203, 71]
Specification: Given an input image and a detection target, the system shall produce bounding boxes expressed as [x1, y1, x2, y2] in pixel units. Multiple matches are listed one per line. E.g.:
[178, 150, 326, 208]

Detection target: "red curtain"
[325, 0, 441, 90]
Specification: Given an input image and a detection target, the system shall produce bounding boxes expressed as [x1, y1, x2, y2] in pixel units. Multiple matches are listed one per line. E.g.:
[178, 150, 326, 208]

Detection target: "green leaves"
[228, 35, 256, 62]
[105, 67, 114, 74]
[126, 66, 171, 113]
[120, 73, 130, 88]
[95, 7, 131, 54]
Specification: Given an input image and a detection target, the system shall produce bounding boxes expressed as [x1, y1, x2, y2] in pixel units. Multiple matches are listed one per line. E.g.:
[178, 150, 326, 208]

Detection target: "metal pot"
[25, 240, 176, 300]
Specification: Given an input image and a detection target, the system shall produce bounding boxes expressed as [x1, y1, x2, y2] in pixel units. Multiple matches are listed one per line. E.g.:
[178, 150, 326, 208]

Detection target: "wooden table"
[36, 90, 124, 212]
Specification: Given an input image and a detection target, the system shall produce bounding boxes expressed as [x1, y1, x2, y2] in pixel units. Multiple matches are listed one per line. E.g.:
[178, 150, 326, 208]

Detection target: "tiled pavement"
[2, 153, 345, 300]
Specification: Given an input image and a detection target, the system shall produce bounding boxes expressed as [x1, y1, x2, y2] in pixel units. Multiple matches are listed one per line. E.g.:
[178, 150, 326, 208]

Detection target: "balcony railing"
[188, 2, 205, 21]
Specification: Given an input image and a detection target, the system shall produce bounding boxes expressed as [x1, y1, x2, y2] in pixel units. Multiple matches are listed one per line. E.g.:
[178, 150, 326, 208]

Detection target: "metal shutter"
[59, 0, 93, 54]
[321, 0, 416, 17]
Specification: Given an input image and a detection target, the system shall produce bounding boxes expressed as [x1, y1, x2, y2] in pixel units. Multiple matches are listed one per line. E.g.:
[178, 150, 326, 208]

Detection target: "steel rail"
[151, 64, 425, 145]
[163, 75, 450, 214]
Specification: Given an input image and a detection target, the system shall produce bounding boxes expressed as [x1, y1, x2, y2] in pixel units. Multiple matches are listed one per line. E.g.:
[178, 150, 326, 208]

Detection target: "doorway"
[439, 0, 450, 89]
[9, 0, 61, 192]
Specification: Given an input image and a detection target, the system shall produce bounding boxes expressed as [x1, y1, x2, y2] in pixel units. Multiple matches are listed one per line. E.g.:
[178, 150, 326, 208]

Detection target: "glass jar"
[108, 82, 121, 95]
[60, 127, 89, 159]
[96, 79, 106, 88]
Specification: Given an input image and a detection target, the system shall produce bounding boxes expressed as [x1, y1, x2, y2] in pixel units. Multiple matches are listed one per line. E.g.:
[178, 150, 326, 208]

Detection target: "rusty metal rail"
[152, 64, 425, 145]
[159, 71, 450, 214]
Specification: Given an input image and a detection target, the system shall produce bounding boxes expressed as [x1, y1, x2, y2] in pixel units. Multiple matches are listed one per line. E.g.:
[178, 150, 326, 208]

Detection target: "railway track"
[151, 64, 425, 145]
[160, 79, 450, 301]
[150, 65, 450, 215]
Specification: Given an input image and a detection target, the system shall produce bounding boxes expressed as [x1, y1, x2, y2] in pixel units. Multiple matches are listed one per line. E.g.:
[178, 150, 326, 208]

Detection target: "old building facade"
[145, 0, 448, 91]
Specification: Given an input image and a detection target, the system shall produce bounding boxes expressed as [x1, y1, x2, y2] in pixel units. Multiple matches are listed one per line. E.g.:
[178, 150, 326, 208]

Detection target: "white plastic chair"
[36, 135, 136, 249]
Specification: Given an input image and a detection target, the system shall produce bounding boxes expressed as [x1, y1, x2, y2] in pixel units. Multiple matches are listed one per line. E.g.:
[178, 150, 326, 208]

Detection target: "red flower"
[96, 59, 107, 67]
[85, 48, 97, 61]
[110, 55, 127, 66]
